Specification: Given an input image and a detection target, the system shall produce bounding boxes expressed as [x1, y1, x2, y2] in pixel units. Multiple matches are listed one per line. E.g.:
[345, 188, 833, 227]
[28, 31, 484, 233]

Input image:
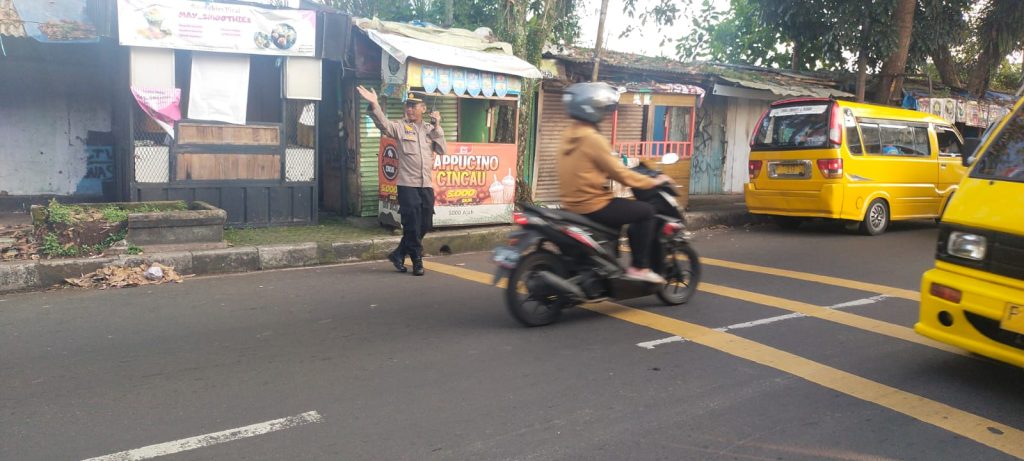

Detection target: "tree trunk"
[443, 0, 453, 27]
[873, 0, 916, 104]
[856, 3, 870, 102]
[967, 41, 1001, 97]
[791, 39, 801, 71]
[930, 44, 962, 88]
[857, 49, 868, 102]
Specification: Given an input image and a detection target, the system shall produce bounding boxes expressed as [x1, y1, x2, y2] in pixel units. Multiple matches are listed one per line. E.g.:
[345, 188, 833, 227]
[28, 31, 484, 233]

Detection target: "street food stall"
[355, 22, 541, 227]
[116, 0, 340, 226]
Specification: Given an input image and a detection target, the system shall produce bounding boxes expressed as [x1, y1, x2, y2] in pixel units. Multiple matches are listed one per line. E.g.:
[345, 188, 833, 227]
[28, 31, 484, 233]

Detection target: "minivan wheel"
[858, 199, 889, 236]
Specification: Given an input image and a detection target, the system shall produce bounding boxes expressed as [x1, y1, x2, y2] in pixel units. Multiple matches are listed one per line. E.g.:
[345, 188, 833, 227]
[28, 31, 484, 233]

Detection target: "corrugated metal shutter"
[607, 103, 644, 143]
[421, 95, 458, 142]
[533, 89, 574, 204]
[533, 91, 647, 204]
[357, 87, 459, 217]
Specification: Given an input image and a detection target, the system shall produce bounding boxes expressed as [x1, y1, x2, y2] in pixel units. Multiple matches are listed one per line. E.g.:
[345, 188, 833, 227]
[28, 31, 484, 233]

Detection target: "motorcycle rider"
[557, 82, 674, 284]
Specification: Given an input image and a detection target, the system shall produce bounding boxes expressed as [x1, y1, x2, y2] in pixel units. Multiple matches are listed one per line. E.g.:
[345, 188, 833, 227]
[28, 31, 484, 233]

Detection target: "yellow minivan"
[745, 98, 967, 235]
[915, 96, 1024, 368]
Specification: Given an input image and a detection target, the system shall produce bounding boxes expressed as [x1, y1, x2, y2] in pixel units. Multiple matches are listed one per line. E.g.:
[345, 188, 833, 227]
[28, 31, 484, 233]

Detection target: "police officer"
[356, 86, 446, 276]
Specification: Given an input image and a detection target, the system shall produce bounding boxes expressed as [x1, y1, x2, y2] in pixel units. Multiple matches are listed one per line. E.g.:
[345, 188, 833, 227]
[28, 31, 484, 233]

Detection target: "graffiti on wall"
[75, 146, 114, 196]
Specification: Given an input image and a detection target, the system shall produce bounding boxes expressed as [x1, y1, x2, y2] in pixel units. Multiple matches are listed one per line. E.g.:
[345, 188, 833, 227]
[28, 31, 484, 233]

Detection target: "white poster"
[118, 0, 316, 57]
[188, 53, 250, 125]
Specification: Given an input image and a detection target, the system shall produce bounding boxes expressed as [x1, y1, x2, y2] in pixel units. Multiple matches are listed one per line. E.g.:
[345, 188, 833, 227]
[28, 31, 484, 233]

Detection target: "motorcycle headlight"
[947, 231, 987, 261]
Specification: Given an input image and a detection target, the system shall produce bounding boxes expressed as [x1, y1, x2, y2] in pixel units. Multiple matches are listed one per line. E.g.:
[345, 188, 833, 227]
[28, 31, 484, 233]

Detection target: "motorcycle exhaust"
[531, 271, 586, 303]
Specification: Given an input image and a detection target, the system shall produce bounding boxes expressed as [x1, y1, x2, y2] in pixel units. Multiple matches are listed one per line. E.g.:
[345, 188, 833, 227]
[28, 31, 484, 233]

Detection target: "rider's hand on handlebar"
[655, 174, 675, 186]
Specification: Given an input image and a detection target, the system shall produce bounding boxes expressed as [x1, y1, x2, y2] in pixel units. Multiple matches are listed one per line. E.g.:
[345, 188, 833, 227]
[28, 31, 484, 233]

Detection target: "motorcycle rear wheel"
[505, 252, 568, 327]
[656, 243, 701, 305]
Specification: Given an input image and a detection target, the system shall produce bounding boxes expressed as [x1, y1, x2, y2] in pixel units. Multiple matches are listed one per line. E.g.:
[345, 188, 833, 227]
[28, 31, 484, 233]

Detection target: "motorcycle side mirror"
[661, 153, 680, 165]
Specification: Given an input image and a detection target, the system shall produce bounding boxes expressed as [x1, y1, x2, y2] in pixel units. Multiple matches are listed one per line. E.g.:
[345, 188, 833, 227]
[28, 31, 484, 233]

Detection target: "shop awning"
[0, 0, 98, 42]
[366, 29, 542, 79]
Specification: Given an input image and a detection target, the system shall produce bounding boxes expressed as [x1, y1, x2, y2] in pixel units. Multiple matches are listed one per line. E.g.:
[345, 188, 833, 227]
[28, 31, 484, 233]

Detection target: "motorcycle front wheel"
[505, 251, 568, 327]
[657, 243, 701, 305]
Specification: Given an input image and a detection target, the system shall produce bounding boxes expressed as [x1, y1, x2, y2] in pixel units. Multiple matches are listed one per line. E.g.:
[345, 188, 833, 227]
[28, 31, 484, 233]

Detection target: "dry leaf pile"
[65, 263, 190, 289]
[1, 225, 38, 261]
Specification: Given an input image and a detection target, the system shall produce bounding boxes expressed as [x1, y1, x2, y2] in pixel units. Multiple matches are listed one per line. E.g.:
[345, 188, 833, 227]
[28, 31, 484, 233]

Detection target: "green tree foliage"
[672, 0, 1022, 98]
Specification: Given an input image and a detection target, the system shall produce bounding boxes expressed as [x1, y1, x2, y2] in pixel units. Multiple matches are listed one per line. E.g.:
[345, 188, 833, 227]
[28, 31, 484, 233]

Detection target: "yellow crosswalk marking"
[424, 260, 1024, 459]
[700, 282, 966, 356]
[702, 257, 921, 301]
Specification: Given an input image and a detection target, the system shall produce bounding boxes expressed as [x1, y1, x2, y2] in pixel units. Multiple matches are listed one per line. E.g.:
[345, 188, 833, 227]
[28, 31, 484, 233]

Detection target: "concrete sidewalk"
[1, 195, 762, 294]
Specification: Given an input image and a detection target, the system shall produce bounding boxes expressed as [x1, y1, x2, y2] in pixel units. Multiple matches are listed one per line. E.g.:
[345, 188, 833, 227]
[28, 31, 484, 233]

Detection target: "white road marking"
[637, 295, 891, 349]
[82, 411, 323, 461]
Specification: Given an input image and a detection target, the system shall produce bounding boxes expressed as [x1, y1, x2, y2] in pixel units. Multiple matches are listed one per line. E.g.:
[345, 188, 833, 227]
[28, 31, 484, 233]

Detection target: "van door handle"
[940, 164, 947, 168]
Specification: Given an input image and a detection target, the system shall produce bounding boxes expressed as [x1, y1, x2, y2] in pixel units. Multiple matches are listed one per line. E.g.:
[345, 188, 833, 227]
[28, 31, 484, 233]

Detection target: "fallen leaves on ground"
[0, 224, 38, 261]
[65, 263, 191, 289]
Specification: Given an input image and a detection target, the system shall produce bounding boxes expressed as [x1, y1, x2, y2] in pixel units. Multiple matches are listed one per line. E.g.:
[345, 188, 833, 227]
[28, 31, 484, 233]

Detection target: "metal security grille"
[284, 99, 316, 182]
[132, 104, 171, 183]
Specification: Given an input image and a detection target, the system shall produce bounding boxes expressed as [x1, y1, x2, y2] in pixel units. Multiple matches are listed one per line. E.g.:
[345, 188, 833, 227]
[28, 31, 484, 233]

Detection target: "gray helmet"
[562, 82, 619, 124]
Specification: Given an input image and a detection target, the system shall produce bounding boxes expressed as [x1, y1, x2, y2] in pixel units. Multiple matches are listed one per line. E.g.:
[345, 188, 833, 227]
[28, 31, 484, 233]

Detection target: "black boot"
[412, 258, 425, 276]
[387, 250, 407, 273]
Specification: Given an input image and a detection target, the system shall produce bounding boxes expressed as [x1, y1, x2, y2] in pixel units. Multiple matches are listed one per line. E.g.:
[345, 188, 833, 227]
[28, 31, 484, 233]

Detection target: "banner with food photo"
[6, 0, 98, 42]
[117, 0, 315, 57]
[432, 143, 518, 226]
[376, 137, 402, 224]
[378, 141, 518, 226]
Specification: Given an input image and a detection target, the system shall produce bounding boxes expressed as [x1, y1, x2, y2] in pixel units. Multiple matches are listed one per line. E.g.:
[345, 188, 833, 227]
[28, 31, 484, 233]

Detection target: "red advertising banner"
[378, 141, 518, 226]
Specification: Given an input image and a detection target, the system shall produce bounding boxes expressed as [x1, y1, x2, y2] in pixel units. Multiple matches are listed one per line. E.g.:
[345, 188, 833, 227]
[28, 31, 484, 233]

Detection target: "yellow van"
[915, 96, 1024, 368]
[745, 98, 967, 235]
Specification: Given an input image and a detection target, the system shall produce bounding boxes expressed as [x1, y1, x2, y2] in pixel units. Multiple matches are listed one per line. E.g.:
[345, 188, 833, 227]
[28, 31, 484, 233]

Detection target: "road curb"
[0, 210, 763, 294]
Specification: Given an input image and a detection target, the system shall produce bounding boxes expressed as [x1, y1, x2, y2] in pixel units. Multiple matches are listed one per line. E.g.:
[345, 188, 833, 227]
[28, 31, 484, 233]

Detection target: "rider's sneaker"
[623, 268, 666, 284]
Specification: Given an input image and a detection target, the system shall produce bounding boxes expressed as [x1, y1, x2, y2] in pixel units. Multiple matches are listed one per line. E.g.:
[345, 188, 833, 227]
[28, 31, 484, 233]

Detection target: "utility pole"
[591, 0, 610, 81]
[444, 0, 454, 27]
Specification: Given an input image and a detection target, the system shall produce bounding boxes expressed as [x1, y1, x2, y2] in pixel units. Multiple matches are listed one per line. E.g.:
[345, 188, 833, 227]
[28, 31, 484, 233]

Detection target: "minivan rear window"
[972, 104, 1024, 183]
[752, 104, 831, 150]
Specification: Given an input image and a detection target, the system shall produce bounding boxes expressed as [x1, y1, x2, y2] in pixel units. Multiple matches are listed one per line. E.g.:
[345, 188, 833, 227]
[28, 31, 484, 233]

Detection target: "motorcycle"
[492, 153, 701, 327]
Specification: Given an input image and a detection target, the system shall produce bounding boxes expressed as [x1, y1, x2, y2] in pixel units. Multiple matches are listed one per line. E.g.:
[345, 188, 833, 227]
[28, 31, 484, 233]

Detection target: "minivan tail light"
[817, 158, 843, 179]
[749, 160, 763, 180]
[829, 103, 843, 146]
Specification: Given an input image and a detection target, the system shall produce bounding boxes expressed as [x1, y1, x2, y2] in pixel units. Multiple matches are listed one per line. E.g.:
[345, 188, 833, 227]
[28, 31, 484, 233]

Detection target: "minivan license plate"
[776, 164, 804, 175]
[1000, 303, 1024, 335]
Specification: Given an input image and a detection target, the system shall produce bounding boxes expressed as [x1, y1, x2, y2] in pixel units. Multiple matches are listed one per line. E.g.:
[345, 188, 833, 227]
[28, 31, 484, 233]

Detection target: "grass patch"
[224, 216, 393, 246]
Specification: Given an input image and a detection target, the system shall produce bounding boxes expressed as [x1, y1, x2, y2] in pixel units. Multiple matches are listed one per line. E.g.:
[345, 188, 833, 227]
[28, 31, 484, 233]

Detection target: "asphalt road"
[2, 219, 1023, 461]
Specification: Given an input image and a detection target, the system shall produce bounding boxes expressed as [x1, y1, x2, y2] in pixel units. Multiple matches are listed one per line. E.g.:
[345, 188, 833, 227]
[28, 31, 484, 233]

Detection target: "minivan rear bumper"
[744, 183, 843, 218]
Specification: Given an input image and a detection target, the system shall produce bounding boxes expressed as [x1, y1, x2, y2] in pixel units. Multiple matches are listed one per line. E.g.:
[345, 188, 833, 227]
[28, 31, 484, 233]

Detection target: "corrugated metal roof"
[545, 46, 852, 98]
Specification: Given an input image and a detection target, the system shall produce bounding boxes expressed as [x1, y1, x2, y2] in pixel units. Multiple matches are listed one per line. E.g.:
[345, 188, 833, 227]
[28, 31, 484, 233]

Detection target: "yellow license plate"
[1000, 303, 1024, 335]
[775, 164, 804, 175]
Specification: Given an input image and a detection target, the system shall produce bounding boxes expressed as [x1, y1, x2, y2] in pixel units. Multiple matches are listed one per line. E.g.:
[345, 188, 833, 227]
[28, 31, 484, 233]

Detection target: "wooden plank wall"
[176, 154, 281, 180]
[178, 124, 280, 146]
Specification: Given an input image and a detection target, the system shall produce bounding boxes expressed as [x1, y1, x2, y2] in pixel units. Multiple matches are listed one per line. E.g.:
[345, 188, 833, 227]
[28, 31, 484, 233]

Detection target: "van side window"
[860, 118, 930, 156]
[936, 126, 963, 157]
[845, 109, 863, 154]
[860, 122, 881, 153]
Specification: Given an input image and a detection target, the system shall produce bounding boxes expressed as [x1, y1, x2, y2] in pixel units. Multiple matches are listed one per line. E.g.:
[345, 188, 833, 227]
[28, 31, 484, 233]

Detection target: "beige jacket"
[368, 104, 447, 187]
[557, 121, 658, 214]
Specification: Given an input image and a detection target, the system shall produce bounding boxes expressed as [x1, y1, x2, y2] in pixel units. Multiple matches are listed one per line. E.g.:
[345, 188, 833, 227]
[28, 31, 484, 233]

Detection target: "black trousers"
[584, 198, 656, 269]
[396, 186, 434, 261]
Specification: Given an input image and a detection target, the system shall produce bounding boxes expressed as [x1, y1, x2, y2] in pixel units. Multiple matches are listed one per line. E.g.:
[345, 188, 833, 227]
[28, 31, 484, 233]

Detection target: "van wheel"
[858, 199, 889, 236]
[773, 216, 804, 230]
